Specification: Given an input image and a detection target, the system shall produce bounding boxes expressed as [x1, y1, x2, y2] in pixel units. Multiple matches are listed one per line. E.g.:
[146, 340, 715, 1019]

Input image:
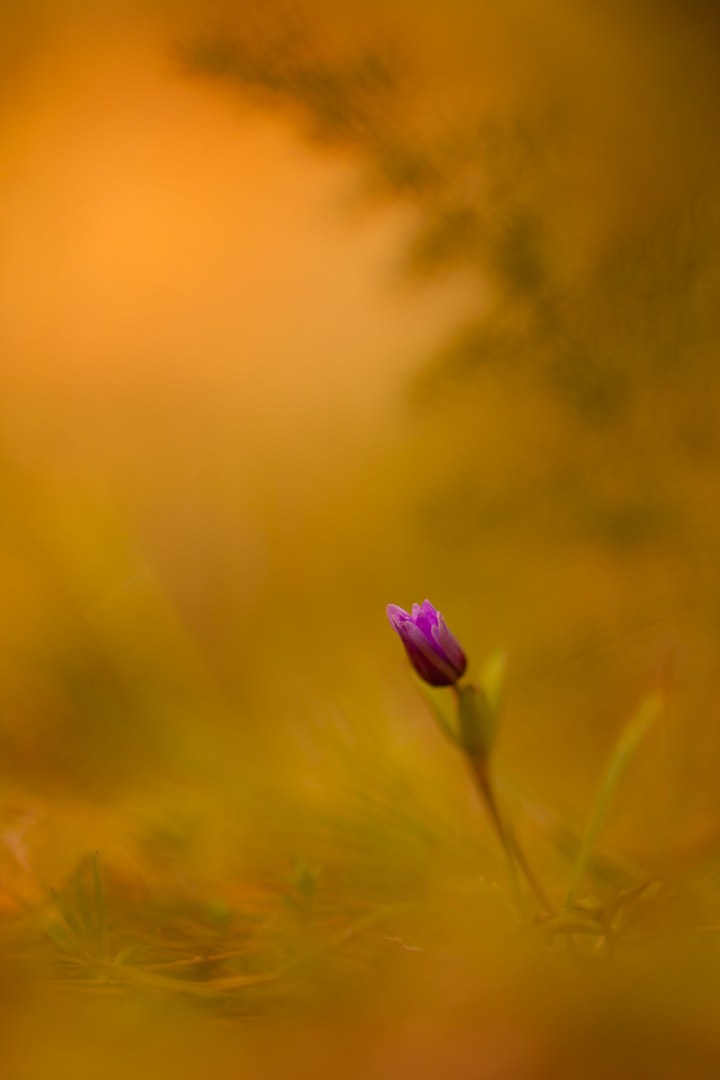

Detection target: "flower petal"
[403, 622, 457, 684]
[386, 604, 410, 629]
[421, 600, 440, 628]
[412, 609, 435, 644]
[433, 613, 467, 676]
[402, 640, 453, 686]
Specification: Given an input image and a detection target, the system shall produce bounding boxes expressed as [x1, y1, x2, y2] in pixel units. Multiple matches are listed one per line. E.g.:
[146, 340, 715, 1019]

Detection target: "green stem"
[469, 755, 555, 918]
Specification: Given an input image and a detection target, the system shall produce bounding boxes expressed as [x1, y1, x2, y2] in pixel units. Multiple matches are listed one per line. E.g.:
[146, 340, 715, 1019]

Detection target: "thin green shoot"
[93, 853, 110, 961]
[566, 692, 663, 907]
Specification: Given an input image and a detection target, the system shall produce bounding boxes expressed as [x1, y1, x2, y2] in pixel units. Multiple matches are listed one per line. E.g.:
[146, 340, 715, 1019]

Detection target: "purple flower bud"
[386, 599, 467, 687]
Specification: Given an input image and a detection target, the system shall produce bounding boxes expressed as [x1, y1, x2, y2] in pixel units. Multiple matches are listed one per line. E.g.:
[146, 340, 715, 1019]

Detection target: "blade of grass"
[51, 887, 86, 945]
[205, 973, 279, 991]
[76, 869, 94, 939]
[113, 943, 146, 966]
[101, 963, 231, 998]
[92, 854, 110, 961]
[478, 649, 507, 717]
[46, 922, 83, 956]
[566, 692, 663, 906]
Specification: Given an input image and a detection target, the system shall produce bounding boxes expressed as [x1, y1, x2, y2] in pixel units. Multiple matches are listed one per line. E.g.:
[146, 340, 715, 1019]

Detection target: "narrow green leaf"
[105, 963, 231, 997]
[113, 943, 144, 966]
[479, 649, 508, 717]
[51, 887, 86, 943]
[205, 973, 279, 991]
[76, 868, 94, 938]
[566, 692, 663, 904]
[46, 921, 82, 956]
[93, 853, 110, 961]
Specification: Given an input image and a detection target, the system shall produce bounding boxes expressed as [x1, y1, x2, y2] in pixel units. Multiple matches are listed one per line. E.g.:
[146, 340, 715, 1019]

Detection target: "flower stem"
[468, 755, 555, 918]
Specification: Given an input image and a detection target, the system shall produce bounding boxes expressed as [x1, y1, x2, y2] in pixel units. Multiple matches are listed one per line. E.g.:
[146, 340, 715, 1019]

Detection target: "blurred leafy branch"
[180, 14, 720, 447]
[174, 11, 720, 598]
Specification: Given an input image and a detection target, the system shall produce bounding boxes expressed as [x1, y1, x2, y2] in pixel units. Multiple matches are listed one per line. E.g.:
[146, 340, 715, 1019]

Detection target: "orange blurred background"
[2, 1, 720, 1076]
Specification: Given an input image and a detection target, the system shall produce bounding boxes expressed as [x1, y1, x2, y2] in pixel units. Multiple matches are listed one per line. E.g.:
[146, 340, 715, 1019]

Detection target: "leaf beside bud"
[457, 683, 496, 761]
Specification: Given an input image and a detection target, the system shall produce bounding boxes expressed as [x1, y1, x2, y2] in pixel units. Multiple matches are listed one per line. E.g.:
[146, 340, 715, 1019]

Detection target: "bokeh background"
[3, 0, 720, 1076]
